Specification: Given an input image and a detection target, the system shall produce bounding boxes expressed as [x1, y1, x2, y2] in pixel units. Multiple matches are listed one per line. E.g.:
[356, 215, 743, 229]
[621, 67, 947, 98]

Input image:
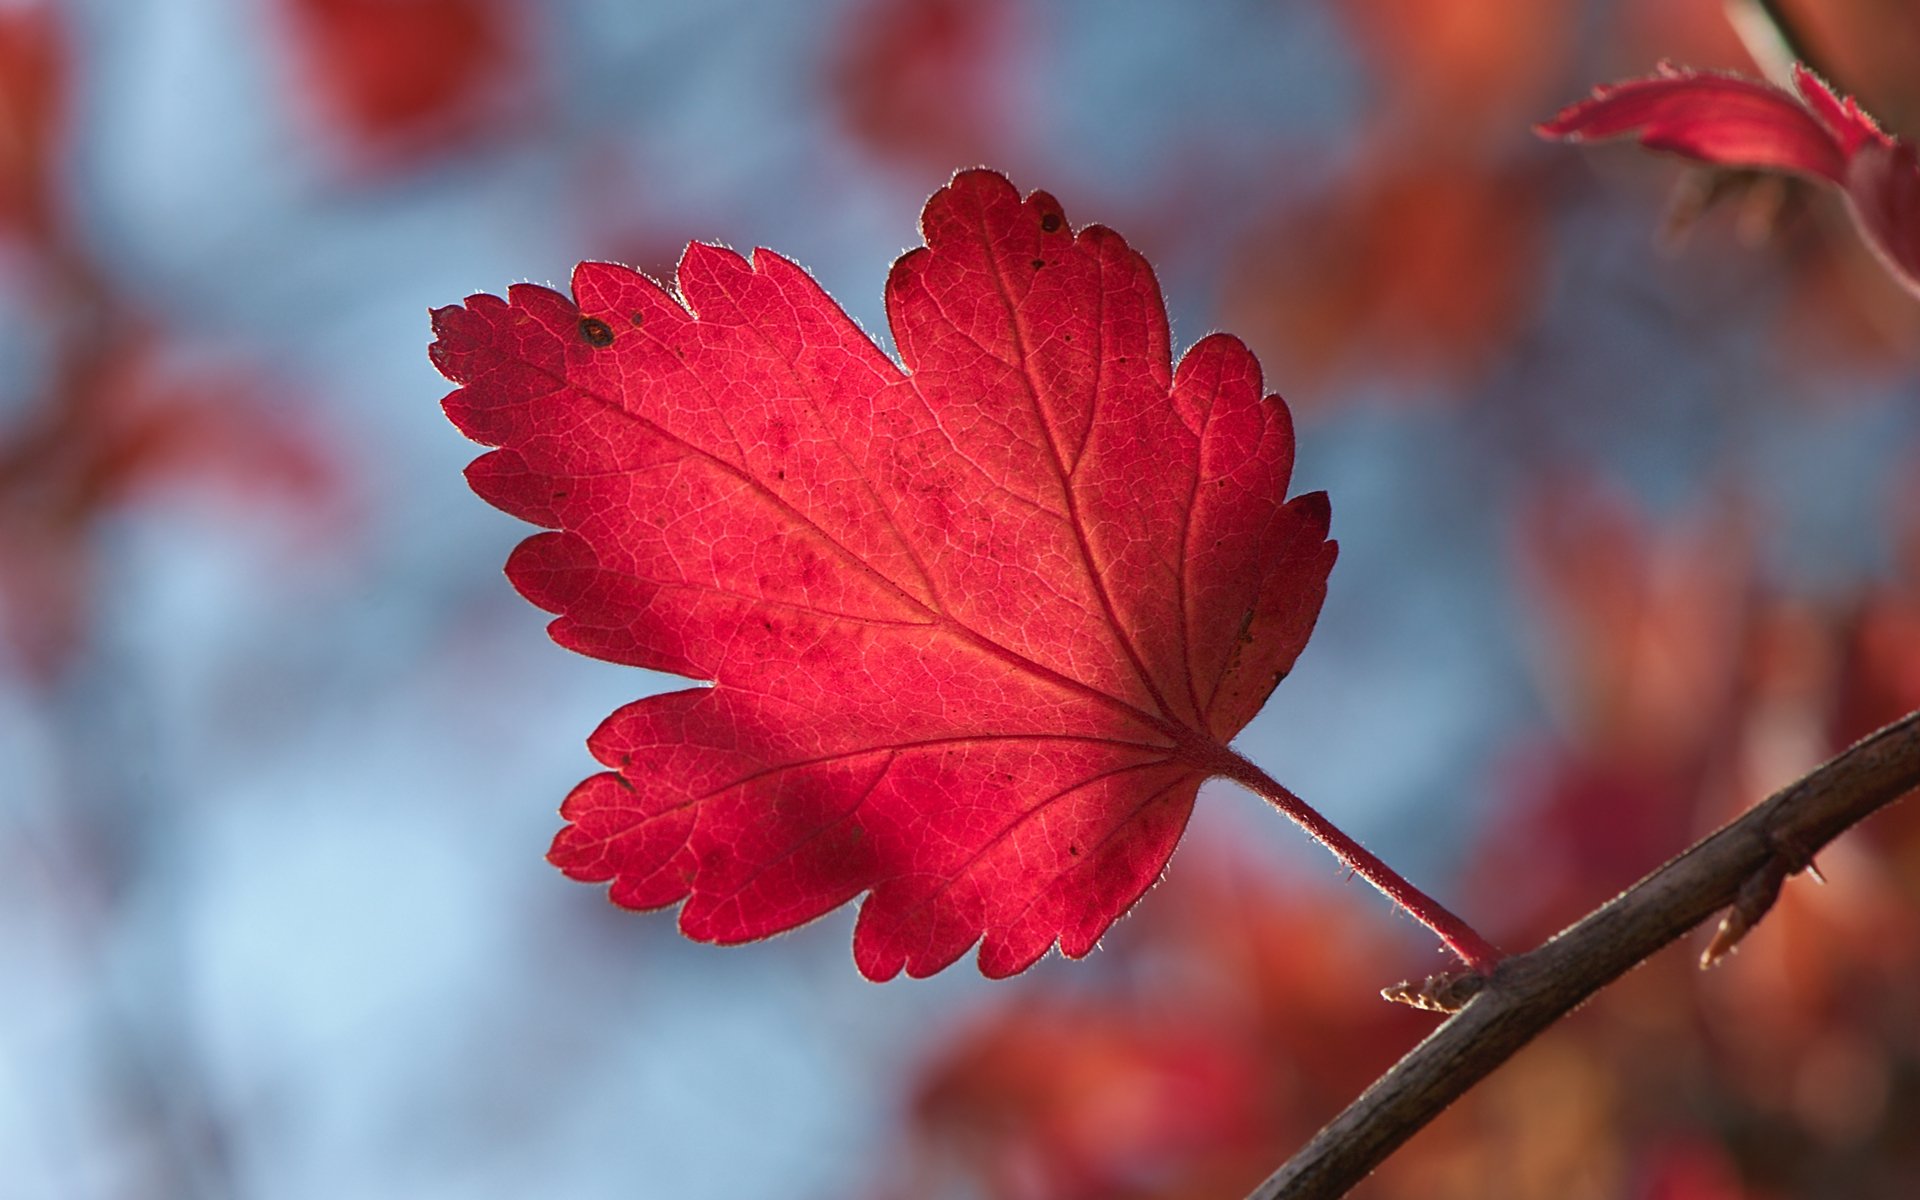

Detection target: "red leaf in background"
[1636, 1137, 1762, 1200]
[1467, 479, 1755, 942]
[1336, 0, 1575, 143]
[0, 1, 67, 245]
[908, 1002, 1266, 1200]
[433, 170, 1336, 979]
[1542, 66, 1849, 180]
[885, 844, 1434, 1198]
[280, 0, 521, 160]
[0, 332, 337, 679]
[828, 0, 1018, 170]
[1540, 63, 1920, 296]
[1513, 478, 1752, 758]
[1221, 154, 1547, 394]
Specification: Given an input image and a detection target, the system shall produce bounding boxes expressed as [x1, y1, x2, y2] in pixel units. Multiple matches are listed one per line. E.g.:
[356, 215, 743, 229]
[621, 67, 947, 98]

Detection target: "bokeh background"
[4, 0, 1919, 1197]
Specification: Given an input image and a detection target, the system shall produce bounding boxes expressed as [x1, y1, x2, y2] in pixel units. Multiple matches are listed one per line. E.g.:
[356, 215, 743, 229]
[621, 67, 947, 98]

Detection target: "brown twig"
[1247, 708, 1920, 1200]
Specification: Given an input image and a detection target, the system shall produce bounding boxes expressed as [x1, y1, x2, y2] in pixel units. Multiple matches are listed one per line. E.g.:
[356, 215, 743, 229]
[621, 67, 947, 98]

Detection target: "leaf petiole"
[1214, 751, 1504, 975]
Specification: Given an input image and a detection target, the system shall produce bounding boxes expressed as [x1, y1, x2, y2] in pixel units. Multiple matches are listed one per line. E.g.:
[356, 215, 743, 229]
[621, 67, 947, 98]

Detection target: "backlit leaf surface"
[432, 170, 1334, 978]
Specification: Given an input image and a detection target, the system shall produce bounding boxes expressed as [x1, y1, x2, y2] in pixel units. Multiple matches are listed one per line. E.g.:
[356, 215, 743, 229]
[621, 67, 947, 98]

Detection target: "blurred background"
[2, 0, 1918, 1196]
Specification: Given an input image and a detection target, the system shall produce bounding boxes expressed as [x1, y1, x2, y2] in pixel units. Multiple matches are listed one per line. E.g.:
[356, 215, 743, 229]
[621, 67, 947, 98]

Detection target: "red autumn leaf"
[432, 170, 1338, 979]
[1539, 62, 1920, 297]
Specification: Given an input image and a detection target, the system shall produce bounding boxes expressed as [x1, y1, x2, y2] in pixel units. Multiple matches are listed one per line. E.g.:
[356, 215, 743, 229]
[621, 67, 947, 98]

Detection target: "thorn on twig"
[1701, 828, 1823, 967]
[1701, 864, 1784, 966]
[1381, 970, 1485, 1013]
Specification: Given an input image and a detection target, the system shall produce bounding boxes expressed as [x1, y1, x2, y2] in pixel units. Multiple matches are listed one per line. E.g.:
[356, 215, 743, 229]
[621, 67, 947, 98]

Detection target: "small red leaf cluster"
[433, 169, 1335, 979]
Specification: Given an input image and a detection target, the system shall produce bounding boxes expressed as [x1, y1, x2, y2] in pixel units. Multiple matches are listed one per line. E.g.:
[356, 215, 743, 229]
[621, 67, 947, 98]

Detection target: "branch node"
[1701, 853, 1793, 969]
[1381, 969, 1485, 1013]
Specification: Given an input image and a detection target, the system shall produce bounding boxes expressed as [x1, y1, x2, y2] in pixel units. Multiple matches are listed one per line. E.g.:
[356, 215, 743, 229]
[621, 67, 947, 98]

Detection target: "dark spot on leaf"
[1068, 843, 1080, 857]
[579, 316, 614, 347]
[1040, 212, 1061, 233]
[630, 311, 646, 326]
[1031, 258, 1045, 270]
[776, 468, 786, 480]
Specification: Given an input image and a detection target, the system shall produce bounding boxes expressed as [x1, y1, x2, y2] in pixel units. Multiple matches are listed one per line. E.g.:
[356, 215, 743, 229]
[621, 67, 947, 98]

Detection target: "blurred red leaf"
[280, 0, 523, 160]
[1637, 1137, 1763, 1200]
[908, 1002, 1266, 1200]
[1541, 62, 1920, 296]
[433, 170, 1336, 979]
[1466, 480, 1757, 941]
[828, 0, 1018, 170]
[0, 331, 336, 679]
[1337, 0, 1575, 142]
[0, 1, 67, 245]
[1514, 478, 1753, 757]
[890, 844, 1431, 1200]
[1222, 154, 1546, 394]
[1832, 583, 1920, 754]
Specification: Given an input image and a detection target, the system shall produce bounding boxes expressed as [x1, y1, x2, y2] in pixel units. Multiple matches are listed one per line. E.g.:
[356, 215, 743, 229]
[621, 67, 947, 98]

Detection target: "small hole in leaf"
[1040, 212, 1061, 233]
[579, 316, 614, 347]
